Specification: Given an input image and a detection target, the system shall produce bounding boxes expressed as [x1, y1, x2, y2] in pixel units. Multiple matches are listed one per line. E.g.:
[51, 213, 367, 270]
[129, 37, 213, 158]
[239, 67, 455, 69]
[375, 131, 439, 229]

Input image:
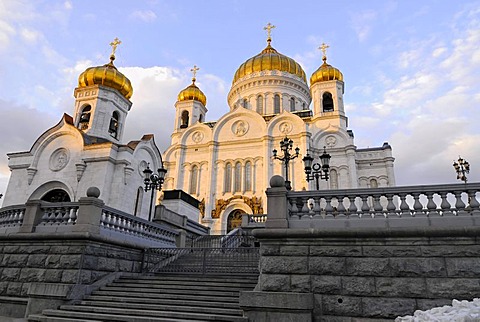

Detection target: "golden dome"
[177, 79, 207, 106]
[78, 55, 133, 100]
[232, 41, 306, 84]
[310, 56, 343, 86]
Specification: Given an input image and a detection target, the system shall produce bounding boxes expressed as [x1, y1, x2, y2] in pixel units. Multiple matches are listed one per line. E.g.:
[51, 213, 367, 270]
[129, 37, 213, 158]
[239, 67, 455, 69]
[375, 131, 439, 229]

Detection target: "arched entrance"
[41, 189, 71, 202]
[226, 209, 245, 233]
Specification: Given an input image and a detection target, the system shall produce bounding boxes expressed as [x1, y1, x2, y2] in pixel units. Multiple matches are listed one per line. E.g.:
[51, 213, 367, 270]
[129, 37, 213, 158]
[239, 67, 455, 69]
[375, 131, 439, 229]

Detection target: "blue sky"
[1, 0, 479, 204]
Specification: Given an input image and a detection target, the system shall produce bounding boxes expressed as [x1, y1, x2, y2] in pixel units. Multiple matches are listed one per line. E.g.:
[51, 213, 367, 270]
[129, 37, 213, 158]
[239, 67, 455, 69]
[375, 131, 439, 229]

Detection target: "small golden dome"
[310, 56, 343, 86]
[232, 41, 306, 84]
[78, 55, 133, 100]
[177, 79, 207, 106]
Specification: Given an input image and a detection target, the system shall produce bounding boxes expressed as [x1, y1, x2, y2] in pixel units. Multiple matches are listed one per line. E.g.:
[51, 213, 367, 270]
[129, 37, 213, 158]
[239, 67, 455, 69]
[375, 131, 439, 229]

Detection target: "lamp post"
[143, 162, 167, 221]
[273, 137, 300, 191]
[453, 156, 470, 184]
[303, 146, 331, 190]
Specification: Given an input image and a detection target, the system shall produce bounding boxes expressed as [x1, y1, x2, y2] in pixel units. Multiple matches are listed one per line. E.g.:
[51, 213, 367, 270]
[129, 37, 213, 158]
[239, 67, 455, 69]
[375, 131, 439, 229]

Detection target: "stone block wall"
[0, 235, 144, 299]
[253, 228, 480, 321]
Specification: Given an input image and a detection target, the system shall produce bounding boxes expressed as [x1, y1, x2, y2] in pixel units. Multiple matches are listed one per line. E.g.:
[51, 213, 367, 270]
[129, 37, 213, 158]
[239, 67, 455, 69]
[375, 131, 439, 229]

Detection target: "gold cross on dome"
[191, 65, 200, 79]
[264, 23, 276, 41]
[319, 42, 330, 58]
[109, 37, 122, 56]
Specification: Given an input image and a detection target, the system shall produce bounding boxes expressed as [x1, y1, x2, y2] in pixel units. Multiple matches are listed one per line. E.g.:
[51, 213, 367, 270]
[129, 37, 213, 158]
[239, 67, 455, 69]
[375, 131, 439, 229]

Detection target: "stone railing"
[0, 205, 26, 232]
[38, 202, 79, 226]
[101, 206, 177, 246]
[265, 175, 480, 229]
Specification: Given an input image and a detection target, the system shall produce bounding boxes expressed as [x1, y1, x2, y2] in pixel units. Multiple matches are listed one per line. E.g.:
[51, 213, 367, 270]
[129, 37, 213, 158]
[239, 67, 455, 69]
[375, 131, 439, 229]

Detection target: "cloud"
[350, 10, 377, 42]
[130, 10, 157, 23]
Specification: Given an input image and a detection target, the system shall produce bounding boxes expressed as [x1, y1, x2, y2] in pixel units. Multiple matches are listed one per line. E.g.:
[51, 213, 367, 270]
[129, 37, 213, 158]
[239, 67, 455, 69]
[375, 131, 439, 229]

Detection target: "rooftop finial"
[264, 22, 276, 45]
[319, 42, 330, 63]
[190, 65, 200, 83]
[109, 37, 122, 63]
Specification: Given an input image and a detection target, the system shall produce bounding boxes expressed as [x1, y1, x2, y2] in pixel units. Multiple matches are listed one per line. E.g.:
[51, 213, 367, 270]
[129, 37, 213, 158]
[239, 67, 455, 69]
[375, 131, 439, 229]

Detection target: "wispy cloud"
[350, 10, 377, 42]
[130, 10, 157, 23]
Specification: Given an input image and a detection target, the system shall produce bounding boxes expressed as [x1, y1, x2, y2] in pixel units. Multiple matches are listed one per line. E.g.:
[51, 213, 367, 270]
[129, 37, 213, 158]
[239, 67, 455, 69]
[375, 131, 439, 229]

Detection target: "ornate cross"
[319, 42, 329, 58]
[191, 65, 200, 80]
[264, 23, 276, 41]
[109, 37, 122, 56]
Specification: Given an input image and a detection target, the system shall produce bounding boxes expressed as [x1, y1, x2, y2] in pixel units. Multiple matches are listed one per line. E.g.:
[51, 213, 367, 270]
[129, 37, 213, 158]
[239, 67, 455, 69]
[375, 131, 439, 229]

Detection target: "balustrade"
[39, 203, 78, 226]
[0, 206, 25, 227]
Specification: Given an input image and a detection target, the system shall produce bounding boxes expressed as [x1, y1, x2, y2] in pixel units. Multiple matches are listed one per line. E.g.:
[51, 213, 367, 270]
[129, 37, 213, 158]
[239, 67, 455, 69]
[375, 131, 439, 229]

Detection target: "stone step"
[37, 310, 208, 322]
[79, 300, 244, 316]
[28, 315, 103, 322]
[144, 275, 259, 283]
[111, 282, 253, 292]
[100, 286, 240, 297]
[118, 278, 257, 288]
[91, 290, 240, 303]
[86, 295, 240, 309]
[58, 305, 248, 321]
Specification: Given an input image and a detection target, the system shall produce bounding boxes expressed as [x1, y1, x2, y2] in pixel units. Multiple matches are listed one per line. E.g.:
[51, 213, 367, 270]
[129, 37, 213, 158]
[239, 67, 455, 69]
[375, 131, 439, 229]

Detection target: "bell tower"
[73, 38, 133, 143]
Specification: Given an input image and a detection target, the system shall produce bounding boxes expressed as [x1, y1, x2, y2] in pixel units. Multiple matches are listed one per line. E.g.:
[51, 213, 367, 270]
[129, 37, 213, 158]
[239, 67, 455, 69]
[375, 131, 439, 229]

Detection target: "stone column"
[72, 187, 105, 235]
[18, 200, 44, 233]
[265, 175, 289, 229]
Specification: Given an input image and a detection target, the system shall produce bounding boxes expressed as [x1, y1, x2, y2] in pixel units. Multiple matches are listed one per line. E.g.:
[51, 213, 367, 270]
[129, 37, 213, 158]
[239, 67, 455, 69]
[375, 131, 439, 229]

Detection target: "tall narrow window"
[244, 161, 252, 191]
[199, 114, 203, 123]
[79, 105, 91, 130]
[243, 98, 248, 109]
[274, 94, 280, 113]
[190, 165, 198, 195]
[290, 97, 295, 112]
[224, 163, 232, 192]
[109, 111, 119, 138]
[302, 102, 306, 110]
[180, 111, 189, 128]
[330, 169, 338, 189]
[234, 162, 242, 193]
[134, 187, 143, 216]
[256, 95, 263, 114]
[322, 92, 334, 112]
[370, 179, 378, 188]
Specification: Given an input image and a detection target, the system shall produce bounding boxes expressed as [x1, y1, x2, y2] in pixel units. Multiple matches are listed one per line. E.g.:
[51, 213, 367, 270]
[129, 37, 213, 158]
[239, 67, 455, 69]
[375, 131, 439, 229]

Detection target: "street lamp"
[273, 137, 300, 191]
[143, 162, 167, 221]
[453, 156, 470, 184]
[303, 146, 331, 190]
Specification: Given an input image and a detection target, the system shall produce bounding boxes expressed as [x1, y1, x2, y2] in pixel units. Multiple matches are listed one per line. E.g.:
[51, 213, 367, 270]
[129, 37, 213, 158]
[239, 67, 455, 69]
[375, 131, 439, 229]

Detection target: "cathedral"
[163, 25, 395, 234]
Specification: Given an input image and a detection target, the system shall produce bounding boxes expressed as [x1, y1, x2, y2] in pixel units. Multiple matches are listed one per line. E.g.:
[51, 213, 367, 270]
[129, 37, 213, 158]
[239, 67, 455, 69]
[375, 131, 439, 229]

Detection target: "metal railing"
[186, 229, 256, 248]
[142, 247, 259, 275]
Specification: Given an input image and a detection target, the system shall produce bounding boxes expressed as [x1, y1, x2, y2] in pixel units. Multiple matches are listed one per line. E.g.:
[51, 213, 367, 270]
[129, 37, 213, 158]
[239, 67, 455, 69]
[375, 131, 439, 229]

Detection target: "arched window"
[199, 114, 203, 123]
[227, 209, 245, 233]
[190, 165, 198, 195]
[302, 102, 306, 110]
[180, 111, 189, 128]
[322, 92, 334, 112]
[133, 187, 143, 216]
[274, 94, 281, 113]
[370, 178, 378, 188]
[330, 169, 338, 189]
[244, 161, 252, 191]
[224, 163, 232, 192]
[109, 111, 119, 138]
[290, 97, 295, 112]
[234, 162, 242, 193]
[256, 95, 263, 114]
[78, 105, 91, 130]
[243, 98, 248, 109]
[41, 189, 71, 202]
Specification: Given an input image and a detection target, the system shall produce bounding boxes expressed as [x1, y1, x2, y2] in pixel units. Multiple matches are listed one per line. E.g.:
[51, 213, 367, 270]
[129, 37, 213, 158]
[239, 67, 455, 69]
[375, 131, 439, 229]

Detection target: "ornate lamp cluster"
[303, 146, 331, 190]
[273, 137, 331, 190]
[272, 137, 300, 191]
[453, 156, 470, 183]
[143, 163, 167, 221]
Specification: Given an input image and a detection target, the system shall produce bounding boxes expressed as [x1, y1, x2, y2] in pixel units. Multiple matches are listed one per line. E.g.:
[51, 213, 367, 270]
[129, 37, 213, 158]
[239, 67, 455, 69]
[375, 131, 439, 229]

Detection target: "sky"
[0, 0, 479, 205]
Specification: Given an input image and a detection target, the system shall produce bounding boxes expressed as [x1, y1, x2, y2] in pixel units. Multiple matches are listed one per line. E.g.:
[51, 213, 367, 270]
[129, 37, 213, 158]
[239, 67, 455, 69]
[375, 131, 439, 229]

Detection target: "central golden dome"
[232, 41, 306, 84]
[78, 55, 133, 100]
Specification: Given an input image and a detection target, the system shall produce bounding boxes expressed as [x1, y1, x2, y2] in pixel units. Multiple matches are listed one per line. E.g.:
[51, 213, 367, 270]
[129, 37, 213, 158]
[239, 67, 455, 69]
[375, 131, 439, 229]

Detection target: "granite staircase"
[29, 241, 259, 321]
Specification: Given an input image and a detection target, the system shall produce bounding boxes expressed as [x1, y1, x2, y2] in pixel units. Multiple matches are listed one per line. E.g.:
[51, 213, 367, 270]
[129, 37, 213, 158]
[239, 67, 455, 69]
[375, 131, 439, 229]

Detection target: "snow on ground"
[396, 298, 480, 322]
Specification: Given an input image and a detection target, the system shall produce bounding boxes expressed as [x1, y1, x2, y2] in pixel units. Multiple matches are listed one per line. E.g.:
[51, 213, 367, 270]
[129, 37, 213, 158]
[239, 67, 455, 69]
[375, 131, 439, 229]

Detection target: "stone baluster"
[399, 193, 410, 217]
[324, 197, 334, 218]
[301, 197, 309, 218]
[385, 194, 396, 217]
[312, 197, 322, 218]
[467, 190, 480, 215]
[426, 192, 439, 216]
[373, 195, 383, 217]
[348, 196, 359, 218]
[439, 192, 453, 216]
[336, 196, 347, 217]
[412, 193, 424, 217]
[453, 190, 467, 216]
[360, 196, 370, 218]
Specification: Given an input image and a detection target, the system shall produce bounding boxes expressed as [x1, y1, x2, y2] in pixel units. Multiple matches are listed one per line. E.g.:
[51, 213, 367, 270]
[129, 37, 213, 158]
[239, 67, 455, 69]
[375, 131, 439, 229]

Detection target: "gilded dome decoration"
[232, 27, 306, 84]
[177, 66, 207, 106]
[310, 43, 343, 86]
[78, 38, 133, 99]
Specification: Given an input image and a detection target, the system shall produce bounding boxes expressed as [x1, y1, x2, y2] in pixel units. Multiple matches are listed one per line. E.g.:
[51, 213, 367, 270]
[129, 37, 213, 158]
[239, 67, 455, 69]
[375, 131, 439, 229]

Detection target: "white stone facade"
[164, 48, 396, 234]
